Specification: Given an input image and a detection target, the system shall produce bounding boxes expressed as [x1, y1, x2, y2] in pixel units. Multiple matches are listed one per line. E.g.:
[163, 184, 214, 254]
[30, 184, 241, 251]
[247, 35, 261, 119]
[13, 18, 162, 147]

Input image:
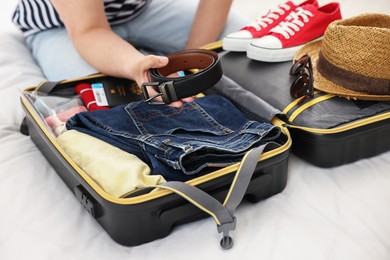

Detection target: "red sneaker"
[246, 2, 342, 62]
[222, 0, 318, 52]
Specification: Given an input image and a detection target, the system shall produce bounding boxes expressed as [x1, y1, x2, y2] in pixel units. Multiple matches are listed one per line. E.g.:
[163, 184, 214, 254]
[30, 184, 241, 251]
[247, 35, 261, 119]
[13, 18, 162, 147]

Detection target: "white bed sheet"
[1, 1, 390, 259]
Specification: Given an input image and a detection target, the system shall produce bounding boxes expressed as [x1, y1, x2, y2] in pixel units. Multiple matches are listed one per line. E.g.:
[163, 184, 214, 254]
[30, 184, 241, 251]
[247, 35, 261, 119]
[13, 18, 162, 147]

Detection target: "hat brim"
[294, 40, 390, 101]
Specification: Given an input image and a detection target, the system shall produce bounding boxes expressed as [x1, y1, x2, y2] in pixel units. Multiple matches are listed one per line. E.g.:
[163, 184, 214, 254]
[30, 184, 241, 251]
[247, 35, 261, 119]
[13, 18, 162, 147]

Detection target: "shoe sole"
[222, 37, 254, 52]
[246, 43, 302, 62]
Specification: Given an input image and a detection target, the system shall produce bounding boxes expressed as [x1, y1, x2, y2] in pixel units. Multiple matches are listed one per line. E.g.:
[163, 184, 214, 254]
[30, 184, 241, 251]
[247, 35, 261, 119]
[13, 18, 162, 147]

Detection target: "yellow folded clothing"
[57, 130, 166, 198]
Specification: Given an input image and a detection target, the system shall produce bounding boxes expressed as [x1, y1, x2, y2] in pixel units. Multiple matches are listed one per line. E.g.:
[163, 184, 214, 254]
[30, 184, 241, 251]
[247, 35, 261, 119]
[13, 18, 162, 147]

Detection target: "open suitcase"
[20, 52, 292, 249]
[214, 45, 390, 167]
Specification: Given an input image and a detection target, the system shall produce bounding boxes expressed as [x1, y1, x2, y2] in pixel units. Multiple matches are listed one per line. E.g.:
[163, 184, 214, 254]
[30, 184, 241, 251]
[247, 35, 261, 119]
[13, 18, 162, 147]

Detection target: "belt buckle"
[141, 81, 178, 105]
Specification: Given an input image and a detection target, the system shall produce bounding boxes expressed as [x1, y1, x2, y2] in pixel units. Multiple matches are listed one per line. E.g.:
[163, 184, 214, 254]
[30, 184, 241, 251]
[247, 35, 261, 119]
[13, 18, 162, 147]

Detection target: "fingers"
[135, 55, 168, 87]
[138, 55, 196, 108]
[169, 101, 184, 108]
[181, 96, 196, 103]
[146, 85, 195, 108]
[169, 96, 196, 108]
[142, 55, 169, 70]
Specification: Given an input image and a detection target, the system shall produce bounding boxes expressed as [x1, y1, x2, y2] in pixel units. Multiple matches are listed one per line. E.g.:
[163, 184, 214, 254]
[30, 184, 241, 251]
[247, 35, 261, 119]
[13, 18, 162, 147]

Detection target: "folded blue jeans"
[66, 95, 281, 181]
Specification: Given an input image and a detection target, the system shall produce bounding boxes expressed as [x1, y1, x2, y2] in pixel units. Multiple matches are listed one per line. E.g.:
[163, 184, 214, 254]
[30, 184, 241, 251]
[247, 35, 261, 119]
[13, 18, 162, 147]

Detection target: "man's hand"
[134, 55, 195, 108]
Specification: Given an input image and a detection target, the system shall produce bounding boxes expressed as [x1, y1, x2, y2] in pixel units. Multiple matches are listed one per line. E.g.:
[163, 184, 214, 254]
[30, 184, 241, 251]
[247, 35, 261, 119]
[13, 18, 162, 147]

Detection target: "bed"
[1, 1, 390, 259]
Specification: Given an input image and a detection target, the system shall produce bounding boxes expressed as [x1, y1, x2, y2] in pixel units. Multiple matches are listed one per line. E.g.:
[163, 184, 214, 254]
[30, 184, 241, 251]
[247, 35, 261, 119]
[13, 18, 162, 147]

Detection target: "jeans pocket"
[240, 123, 281, 142]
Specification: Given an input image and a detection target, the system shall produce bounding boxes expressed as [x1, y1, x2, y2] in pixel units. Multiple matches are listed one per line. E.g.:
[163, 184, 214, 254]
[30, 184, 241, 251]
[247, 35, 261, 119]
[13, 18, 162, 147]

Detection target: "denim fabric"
[66, 95, 281, 181]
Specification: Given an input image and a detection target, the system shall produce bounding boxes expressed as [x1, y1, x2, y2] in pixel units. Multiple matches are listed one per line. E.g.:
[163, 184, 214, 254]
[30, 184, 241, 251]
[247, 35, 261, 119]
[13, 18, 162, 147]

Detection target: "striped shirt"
[12, 0, 149, 37]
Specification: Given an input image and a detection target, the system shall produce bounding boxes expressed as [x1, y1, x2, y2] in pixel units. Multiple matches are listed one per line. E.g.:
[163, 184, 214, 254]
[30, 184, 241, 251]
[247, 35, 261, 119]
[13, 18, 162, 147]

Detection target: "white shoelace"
[270, 7, 313, 39]
[247, 3, 291, 31]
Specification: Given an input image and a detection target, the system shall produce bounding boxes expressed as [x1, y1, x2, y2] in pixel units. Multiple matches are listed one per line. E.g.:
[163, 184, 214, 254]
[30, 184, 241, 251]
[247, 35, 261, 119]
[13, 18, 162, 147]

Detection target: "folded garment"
[44, 106, 87, 136]
[57, 130, 166, 197]
[75, 83, 110, 111]
[66, 95, 281, 181]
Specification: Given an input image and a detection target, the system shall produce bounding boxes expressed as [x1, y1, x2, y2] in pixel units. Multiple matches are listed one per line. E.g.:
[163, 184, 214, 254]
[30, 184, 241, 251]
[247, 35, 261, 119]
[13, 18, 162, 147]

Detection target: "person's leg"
[221, 8, 251, 40]
[112, 0, 249, 54]
[26, 28, 98, 81]
[26, 1, 250, 80]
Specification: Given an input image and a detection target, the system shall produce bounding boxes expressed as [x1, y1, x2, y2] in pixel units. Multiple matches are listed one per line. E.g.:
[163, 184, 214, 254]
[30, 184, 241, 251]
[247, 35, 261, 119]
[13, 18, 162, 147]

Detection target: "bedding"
[1, 0, 390, 259]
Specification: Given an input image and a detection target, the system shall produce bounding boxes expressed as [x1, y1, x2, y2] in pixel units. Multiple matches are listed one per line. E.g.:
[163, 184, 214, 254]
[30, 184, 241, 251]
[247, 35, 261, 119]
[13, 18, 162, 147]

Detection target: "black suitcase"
[214, 47, 390, 167]
[20, 71, 291, 249]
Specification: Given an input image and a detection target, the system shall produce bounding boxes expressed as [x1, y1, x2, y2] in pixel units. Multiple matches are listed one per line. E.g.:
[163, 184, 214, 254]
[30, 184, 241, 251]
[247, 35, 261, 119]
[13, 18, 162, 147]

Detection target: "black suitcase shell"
[20, 73, 291, 247]
[217, 49, 390, 168]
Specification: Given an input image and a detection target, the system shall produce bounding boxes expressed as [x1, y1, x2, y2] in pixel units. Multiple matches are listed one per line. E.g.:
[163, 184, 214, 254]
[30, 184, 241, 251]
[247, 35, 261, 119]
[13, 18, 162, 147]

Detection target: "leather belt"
[141, 49, 223, 105]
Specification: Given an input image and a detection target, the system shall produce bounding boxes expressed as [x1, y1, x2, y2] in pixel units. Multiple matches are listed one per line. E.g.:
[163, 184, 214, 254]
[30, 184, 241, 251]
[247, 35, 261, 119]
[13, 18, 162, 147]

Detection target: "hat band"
[317, 51, 390, 95]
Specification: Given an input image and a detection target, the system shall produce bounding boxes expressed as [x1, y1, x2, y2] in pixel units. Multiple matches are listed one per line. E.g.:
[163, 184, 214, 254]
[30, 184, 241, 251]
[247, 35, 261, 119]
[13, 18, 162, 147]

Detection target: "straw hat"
[295, 13, 390, 101]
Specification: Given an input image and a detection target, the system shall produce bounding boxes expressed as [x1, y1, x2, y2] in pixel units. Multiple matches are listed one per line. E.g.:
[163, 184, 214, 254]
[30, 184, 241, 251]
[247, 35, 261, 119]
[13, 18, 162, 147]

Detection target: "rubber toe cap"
[250, 35, 282, 49]
[226, 30, 253, 40]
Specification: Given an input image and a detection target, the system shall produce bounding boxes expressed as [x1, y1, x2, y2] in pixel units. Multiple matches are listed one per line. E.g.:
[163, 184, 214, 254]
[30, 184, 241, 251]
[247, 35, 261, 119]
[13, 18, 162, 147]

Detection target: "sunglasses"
[289, 54, 314, 100]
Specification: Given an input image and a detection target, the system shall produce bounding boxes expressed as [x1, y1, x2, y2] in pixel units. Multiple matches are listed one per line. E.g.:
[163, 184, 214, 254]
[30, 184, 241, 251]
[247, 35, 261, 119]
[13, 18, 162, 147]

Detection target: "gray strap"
[218, 145, 268, 249]
[223, 145, 268, 212]
[152, 143, 272, 249]
[153, 181, 236, 249]
[155, 181, 235, 226]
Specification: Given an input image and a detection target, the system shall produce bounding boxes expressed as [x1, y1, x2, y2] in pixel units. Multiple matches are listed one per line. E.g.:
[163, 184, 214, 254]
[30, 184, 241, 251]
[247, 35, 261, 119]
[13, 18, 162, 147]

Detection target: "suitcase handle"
[152, 143, 274, 250]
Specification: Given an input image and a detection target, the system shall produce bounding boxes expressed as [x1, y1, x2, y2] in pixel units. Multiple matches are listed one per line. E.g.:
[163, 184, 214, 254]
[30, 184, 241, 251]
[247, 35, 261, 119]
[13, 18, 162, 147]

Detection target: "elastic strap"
[152, 143, 272, 249]
[155, 181, 234, 226]
[282, 90, 322, 114]
[288, 94, 335, 122]
[223, 145, 266, 212]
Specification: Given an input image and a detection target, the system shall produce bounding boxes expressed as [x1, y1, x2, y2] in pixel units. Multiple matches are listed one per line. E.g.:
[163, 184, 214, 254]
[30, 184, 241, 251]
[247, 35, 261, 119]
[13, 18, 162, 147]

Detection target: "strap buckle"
[141, 81, 178, 105]
[217, 215, 236, 250]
